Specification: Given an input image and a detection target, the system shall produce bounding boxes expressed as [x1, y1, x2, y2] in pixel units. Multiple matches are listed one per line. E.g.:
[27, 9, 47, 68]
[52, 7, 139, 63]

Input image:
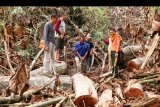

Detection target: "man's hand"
[44, 46, 49, 51]
[115, 52, 118, 58]
[80, 56, 85, 62]
[60, 32, 65, 39]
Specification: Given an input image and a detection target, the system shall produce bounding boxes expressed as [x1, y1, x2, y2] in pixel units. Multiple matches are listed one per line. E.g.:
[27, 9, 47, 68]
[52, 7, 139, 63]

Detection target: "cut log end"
[127, 61, 139, 72]
[125, 88, 144, 98]
[74, 95, 98, 107]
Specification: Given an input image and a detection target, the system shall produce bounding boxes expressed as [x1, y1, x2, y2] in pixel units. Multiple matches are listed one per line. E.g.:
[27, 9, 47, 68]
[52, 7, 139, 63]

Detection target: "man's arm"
[54, 19, 61, 35]
[82, 44, 90, 60]
[43, 23, 49, 47]
[74, 43, 81, 58]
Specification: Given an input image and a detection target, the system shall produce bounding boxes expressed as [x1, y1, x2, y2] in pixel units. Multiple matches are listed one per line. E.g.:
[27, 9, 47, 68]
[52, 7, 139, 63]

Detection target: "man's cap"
[86, 33, 91, 38]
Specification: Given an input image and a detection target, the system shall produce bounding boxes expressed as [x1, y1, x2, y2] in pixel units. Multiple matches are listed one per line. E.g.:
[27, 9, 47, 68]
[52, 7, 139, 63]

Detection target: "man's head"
[60, 12, 68, 21]
[83, 30, 88, 37]
[50, 14, 58, 24]
[109, 28, 116, 35]
[74, 33, 80, 41]
[85, 33, 91, 41]
[79, 36, 85, 44]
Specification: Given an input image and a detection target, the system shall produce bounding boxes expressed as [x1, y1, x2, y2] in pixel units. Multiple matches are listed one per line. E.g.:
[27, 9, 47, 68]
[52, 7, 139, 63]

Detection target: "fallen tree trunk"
[0, 87, 46, 104]
[30, 61, 67, 76]
[124, 79, 144, 98]
[0, 75, 72, 91]
[127, 57, 153, 72]
[27, 94, 75, 107]
[96, 89, 113, 107]
[122, 45, 149, 61]
[72, 73, 98, 107]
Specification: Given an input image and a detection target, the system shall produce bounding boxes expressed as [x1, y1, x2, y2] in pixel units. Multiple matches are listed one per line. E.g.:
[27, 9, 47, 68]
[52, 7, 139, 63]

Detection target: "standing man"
[85, 33, 93, 69]
[43, 14, 58, 74]
[54, 12, 67, 62]
[108, 28, 125, 78]
[74, 36, 90, 72]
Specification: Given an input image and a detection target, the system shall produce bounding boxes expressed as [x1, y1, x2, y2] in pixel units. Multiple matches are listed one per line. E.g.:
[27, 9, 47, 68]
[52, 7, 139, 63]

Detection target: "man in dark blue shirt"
[74, 36, 90, 72]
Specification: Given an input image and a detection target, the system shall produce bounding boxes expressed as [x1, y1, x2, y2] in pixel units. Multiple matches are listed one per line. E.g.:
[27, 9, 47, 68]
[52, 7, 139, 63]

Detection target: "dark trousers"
[86, 56, 92, 69]
[111, 51, 126, 78]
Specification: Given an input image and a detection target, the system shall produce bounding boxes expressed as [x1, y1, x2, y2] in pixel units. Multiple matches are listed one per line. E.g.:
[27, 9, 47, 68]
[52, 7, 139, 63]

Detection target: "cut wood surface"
[140, 34, 160, 70]
[72, 73, 98, 107]
[124, 79, 144, 98]
[30, 61, 67, 76]
[96, 89, 113, 107]
[0, 75, 72, 91]
[127, 57, 153, 72]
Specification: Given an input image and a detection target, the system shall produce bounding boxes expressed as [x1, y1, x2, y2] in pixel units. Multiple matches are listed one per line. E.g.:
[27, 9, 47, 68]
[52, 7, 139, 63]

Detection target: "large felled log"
[0, 75, 72, 91]
[124, 79, 144, 98]
[127, 57, 153, 72]
[30, 61, 67, 76]
[96, 89, 113, 107]
[122, 45, 149, 61]
[72, 73, 98, 107]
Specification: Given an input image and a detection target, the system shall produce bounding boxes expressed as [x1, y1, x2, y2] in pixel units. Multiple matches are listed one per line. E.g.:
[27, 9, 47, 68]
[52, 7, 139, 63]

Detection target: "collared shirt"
[74, 42, 90, 57]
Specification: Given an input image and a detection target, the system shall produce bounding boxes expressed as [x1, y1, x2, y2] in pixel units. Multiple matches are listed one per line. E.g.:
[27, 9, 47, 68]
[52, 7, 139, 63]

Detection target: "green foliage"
[10, 7, 24, 15]
[80, 7, 110, 34]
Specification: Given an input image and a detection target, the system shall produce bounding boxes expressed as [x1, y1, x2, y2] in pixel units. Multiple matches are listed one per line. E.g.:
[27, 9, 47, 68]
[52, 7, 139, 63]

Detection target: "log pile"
[0, 7, 160, 107]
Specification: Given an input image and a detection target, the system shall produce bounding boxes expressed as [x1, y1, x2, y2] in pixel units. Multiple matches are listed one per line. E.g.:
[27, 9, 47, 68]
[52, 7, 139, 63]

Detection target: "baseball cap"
[86, 33, 91, 38]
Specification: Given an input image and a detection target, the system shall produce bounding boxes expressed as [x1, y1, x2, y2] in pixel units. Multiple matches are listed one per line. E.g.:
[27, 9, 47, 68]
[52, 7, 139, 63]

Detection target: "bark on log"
[30, 61, 67, 76]
[96, 89, 113, 107]
[124, 79, 144, 98]
[72, 73, 98, 107]
[122, 45, 149, 61]
[127, 57, 153, 72]
[0, 75, 72, 91]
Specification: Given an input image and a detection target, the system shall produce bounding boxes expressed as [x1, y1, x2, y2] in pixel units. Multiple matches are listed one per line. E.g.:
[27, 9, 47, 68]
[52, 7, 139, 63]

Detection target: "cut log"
[30, 61, 67, 76]
[96, 89, 113, 107]
[122, 45, 149, 61]
[0, 75, 72, 91]
[127, 57, 153, 72]
[140, 34, 160, 70]
[124, 79, 144, 98]
[72, 73, 98, 107]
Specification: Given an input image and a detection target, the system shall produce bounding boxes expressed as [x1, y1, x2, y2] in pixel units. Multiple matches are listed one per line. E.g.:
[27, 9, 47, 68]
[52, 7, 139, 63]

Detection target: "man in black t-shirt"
[85, 33, 93, 69]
